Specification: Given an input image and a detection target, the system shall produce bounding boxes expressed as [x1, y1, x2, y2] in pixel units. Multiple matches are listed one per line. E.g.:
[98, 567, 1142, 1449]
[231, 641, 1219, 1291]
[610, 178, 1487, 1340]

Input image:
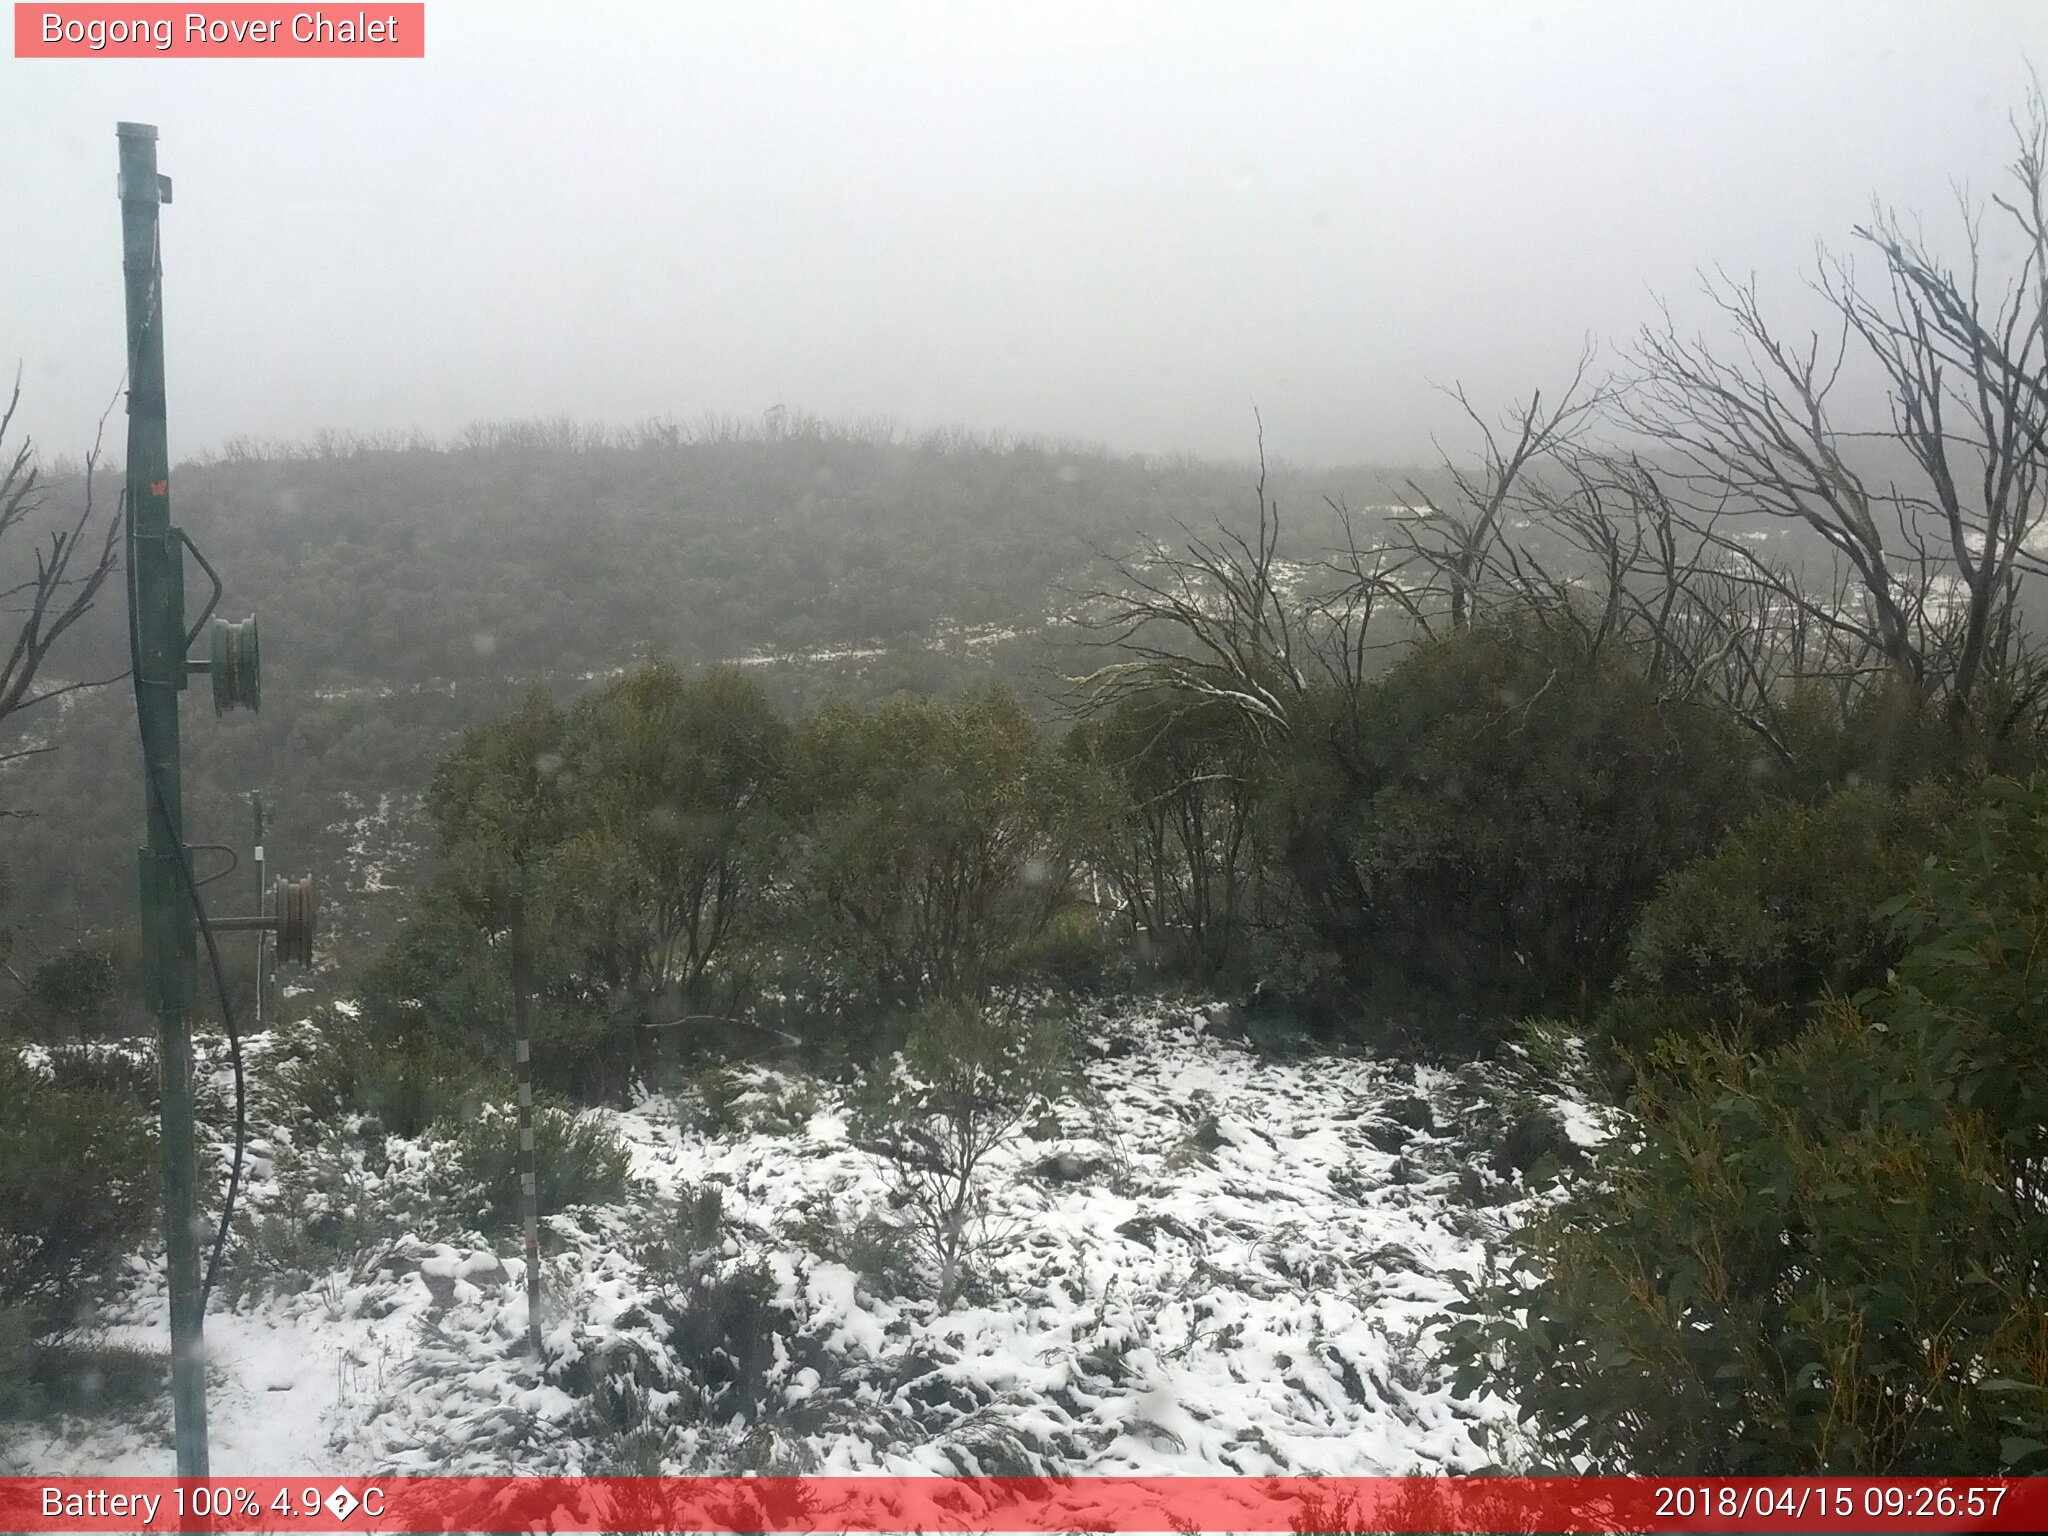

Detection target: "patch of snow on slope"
[8, 1002, 1576, 1478]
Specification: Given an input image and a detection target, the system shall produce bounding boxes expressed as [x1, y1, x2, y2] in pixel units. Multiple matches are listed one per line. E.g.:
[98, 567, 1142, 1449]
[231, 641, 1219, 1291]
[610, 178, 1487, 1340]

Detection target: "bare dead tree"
[1832, 95, 2048, 722]
[1481, 448, 1895, 761]
[0, 376, 123, 760]
[1392, 344, 1608, 633]
[1619, 98, 2048, 732]
[1302, 498, 1412, 722]
[1078, 96, 2048, 783]
[1073, 422, 1311, 747]
[1072, 361, 1608, 756]
[1623, 276, 1932, 686]
[1856, 91, 2048, 451]
[1067, 689, 1265, 973]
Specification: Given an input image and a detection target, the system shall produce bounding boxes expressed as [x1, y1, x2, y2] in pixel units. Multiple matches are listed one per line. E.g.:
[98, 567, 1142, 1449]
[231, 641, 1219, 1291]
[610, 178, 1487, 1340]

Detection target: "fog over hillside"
[6, 1, 2046, 464]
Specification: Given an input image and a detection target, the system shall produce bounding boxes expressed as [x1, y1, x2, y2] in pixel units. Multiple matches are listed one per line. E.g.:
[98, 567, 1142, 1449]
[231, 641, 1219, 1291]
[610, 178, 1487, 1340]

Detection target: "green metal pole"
[118, 120, 209, 1479]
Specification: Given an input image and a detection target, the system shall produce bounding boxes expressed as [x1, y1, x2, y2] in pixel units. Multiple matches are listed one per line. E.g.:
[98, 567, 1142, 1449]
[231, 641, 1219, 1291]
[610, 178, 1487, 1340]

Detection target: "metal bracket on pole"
[207, 875, 317, 966]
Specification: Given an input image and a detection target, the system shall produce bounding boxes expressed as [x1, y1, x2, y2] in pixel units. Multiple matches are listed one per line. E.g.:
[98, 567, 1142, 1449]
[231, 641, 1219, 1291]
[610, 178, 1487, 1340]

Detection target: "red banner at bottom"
[3, 1475, 2042, 1534]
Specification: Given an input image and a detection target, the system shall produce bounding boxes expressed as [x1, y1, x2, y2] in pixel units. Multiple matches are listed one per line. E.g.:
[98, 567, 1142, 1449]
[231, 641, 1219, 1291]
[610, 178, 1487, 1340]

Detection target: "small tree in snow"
[856, 1001, 1064, 1306]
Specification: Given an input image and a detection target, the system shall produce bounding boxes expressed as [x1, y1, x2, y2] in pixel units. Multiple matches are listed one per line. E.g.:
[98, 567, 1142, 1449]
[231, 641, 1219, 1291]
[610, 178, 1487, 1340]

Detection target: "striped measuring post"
[510, 895, 541, 1356]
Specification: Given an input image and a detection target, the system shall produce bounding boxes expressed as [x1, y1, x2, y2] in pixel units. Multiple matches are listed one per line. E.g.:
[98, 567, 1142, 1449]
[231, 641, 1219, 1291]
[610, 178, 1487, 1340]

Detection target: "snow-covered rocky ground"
[4, 1001, 1605, 1479]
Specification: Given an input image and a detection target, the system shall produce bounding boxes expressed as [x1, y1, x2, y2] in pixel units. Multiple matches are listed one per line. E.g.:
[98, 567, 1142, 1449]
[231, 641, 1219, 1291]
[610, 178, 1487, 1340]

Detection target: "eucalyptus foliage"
[1452, 774, 2048, 1474]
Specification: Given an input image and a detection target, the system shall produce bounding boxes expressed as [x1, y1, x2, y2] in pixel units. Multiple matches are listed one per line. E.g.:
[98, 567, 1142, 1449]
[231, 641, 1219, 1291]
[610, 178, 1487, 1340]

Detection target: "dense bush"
[215, 1151, 401, 1302]
[0, 1049, 158, 1338]
[437, 1104, 638, 1236]
[1880, 772, 2048, 1196]
[551, 665, 790, 1024]
[287, 1022, 511, 1139]
[38, 1041, 160, 1113]
[1286, 624, 1758, 1025]
[26, 944, 121, 1034]
[359, 902, 512, 1066]
[991, 904, 1124, 995]
[646, 1258, 790, 1426]
[1064, 692, 1266, 978]
[1783, 673, 2048, 798]
[1601, 780, 1961, 1055]
[1452, 774, 2048, 1474]
[0, 1302, 164, 1422]
[0, 935, 144, 1045]
[1454, 1008, 2048, 1473]
[373, 667, 796, 1099]
[383, 620, 1773, 1069]
[789, 686, 1077, 1008]
[382, 674, 1095, 1084]
[362, 889, 631, 1100]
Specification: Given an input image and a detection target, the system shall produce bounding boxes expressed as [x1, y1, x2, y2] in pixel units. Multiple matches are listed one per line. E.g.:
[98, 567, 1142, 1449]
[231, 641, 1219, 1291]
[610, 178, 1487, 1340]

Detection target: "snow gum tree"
[551, 664, 790, 1025]
[788, 686, 1076, 1007]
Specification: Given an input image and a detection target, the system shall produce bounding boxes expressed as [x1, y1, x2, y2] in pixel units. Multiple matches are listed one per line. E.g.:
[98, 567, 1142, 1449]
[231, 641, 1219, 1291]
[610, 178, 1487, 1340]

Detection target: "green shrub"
[0, 1302, 35, 1418]
[216, 1141, 410, 1301]
[748, 1077, 822, 1136]
[1452, 774, 2048, 1474]
[782, 1195, 924, 1299]
[1789, 672, 2047, 796]
[27, 944, 121, 1035]
[359, 898, 514, 1063]
[438, 1104, 637, 1235]
[617, 1183, 810, 1428]
[649, 1258, 789, 1424]
[1452, 1008, 2048, 1473]
[788, 686, 1074, 1009]
[682, 1062, 747, 1137]
[371, 667, 792, 1105]
[629, 1181, 736, 1286]
[1879, 772, 2048, 1188]
[994, 904, 1123, 994]
[0, 1303, 165, 1422]
[39, 1042, 159, 1114]
[1605, 779, 1960, 1053]
[550, 663, 790, 1026]
[0, 1050, 157, 1337]
[1284, 622, 1759, 1025]
[854, 1000, 1066, 1304]
[287, 1022, 510, 1138]
[362, 892, 639, 1105]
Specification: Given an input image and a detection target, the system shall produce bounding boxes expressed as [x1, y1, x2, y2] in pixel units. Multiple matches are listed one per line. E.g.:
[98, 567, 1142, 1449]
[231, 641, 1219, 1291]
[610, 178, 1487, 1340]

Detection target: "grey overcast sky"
[4, 1, 2046, 465]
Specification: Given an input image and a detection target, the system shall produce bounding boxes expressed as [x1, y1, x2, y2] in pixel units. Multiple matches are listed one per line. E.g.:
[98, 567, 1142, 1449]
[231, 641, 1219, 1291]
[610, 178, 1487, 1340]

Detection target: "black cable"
[190, 844, 240, 888]
[123, 471, 248, 1314]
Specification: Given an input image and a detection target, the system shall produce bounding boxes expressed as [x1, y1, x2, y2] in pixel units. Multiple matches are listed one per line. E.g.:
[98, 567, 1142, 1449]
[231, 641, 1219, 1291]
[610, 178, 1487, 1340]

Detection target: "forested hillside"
[0, 420, 1410, 976]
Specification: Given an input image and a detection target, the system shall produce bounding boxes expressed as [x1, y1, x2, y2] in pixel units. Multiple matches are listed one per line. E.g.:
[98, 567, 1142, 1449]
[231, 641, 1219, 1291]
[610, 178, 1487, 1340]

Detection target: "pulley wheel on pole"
[210, 615, 260, 714]
[273, 876, 315, 968]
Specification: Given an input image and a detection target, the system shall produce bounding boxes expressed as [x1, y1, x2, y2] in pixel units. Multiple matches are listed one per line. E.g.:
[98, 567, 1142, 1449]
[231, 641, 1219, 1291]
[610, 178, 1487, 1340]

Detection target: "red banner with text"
[13, 5, 423, 57]
[3, 1476, 2047, 1534]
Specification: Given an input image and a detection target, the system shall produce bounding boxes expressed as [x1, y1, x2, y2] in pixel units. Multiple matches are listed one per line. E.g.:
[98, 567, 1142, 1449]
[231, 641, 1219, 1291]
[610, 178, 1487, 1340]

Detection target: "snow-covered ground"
[5, 1002, 1600, 1478]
